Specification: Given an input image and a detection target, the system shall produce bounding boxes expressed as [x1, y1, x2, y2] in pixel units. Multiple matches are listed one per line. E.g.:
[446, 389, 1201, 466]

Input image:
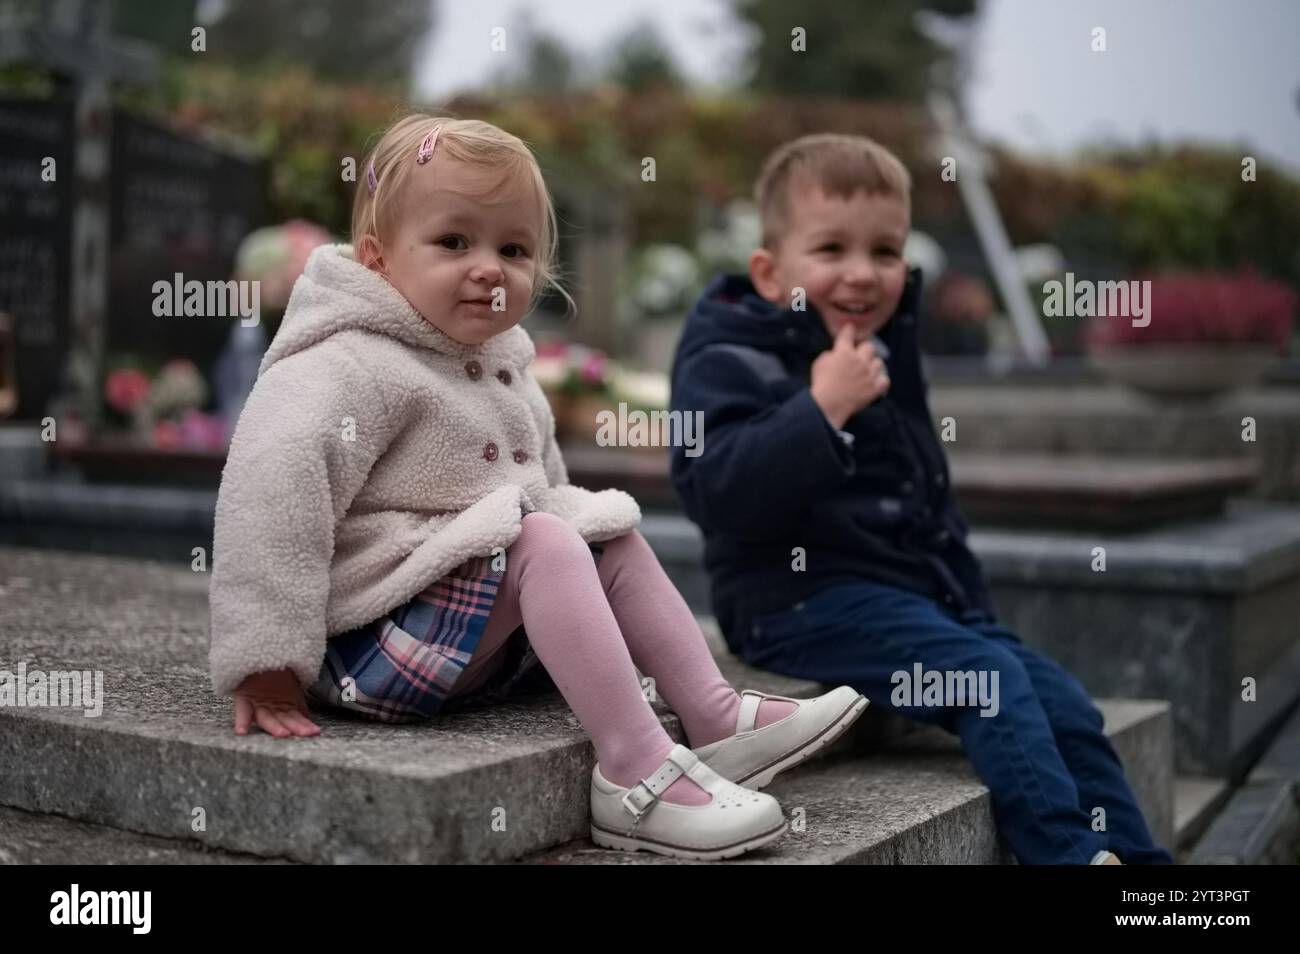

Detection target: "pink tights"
[449, 512, 795, 805]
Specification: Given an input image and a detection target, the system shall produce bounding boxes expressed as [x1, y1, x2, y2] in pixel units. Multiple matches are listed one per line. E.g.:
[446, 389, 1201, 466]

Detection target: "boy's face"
[361, 156, 540, 346]
[749, 183, 910, 344]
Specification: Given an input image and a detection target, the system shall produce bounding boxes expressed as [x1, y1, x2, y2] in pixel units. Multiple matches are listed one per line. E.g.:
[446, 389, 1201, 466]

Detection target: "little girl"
[208, 114, 868, 860]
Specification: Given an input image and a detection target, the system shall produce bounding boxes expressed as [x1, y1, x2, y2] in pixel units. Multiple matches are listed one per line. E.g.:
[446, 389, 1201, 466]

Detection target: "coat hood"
[259, 243, 535, 377]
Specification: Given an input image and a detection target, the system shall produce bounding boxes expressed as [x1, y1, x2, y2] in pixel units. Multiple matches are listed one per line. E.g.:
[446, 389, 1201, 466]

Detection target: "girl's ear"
[748, 246, 782, 304]
[356, 234, 386, 273]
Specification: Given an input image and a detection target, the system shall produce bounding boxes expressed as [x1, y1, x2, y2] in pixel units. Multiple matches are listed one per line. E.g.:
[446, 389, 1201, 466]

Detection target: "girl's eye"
[501, 243, 529, 259]
[437, 235, 468, 250]
[876, 248, 901, 258]
[817, 243, 842, 254]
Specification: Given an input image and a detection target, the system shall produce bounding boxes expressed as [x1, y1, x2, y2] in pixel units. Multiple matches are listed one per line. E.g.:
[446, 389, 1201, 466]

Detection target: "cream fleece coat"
[208, 244, 640, 696]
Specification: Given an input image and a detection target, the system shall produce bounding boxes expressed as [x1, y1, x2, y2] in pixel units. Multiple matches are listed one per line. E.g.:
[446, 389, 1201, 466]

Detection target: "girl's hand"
[233, 667, 321, 738]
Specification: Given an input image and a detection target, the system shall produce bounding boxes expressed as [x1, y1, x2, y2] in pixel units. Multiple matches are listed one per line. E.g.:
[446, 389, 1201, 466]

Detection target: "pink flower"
[180, 409, 228, 450]
[536, 340, 570, 360]
[580, 351, 607, 385]
[105, 369, 151, 414]
[152, 419, 185, 450]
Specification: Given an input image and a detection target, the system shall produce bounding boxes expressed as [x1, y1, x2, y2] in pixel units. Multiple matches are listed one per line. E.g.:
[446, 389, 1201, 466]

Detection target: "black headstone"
[108, 111, 267, 382]
[0, 97, 75, 420]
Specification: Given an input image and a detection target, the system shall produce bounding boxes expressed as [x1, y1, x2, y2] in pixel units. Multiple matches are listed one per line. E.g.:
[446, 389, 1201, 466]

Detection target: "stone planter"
[1087, 343, 1280, 398]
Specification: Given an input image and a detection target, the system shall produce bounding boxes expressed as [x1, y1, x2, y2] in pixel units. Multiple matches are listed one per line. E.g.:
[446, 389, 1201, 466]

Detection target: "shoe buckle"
[620, 782, 658, 826]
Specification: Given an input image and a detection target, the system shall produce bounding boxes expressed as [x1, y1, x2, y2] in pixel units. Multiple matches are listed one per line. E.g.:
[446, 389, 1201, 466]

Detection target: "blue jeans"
[741, 580, 1173, 865]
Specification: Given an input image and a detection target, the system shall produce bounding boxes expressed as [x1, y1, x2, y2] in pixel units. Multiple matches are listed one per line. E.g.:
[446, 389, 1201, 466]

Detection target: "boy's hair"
[351, 113, 568, 311]
[754, 133, 912, 248]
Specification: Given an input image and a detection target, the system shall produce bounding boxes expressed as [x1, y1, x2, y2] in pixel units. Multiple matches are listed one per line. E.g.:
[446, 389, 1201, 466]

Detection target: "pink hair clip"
[416, 125, 442, 165]
[365, 157, 378, 195]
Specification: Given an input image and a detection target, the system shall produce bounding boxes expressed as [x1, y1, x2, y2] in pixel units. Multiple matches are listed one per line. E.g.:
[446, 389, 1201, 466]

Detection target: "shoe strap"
[620, 745, 693, 819]
[737, 691, 767, 733]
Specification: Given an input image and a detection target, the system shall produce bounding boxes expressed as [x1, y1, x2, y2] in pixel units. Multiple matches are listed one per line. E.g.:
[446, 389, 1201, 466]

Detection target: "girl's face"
[362, 155, 542, 346]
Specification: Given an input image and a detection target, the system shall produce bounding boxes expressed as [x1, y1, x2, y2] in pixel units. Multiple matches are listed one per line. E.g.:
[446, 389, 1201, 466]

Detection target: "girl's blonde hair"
[351, 113, 569, 312]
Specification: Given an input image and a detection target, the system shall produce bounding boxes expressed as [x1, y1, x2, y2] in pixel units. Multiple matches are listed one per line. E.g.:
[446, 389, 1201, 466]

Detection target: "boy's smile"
[749, 183, 910, 344]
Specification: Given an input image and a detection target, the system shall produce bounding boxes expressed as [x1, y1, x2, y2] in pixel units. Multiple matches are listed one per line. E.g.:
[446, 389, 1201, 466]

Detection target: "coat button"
[902, 480, 915, 494]
[935, 473, 947, 488]
[497, 369, 512, 385]
[512, 449, 527, 464]
[483, 441, 498, 461]
[465, 360, 482, 380]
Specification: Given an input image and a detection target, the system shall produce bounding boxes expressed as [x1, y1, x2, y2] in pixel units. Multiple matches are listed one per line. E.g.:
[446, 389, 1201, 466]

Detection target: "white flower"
[631, 243, 702, 315]
[531, 355, 567, 389]
[610, 367, 670, 410]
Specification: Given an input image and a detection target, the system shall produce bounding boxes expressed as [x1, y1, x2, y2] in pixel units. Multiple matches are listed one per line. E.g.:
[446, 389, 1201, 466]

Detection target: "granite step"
[1174, 774, 1230, 849]
[0, 804, 290, 865]
[0, 698, 1171, 866]
[1189, 700, 1300, 864]
[0, 544, 1173, 864]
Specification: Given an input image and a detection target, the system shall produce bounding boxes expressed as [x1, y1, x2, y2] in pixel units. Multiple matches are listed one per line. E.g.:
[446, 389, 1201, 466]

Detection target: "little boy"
[669, 133, 1171, 865]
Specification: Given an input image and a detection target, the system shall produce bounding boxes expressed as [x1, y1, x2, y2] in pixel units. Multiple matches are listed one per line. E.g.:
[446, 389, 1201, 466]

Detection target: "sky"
[414, 0, 1300, 173]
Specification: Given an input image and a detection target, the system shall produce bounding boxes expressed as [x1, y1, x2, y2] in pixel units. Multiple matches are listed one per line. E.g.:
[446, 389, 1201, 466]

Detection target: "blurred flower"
[531, 353, 567, 390]
[531, 340, 613, 396]
[904, 230, 947, 277]
[1014, 244, 1065, 284]
[152, 419, 185, 450]
[235, 219, 334, 312]
[104, 368, 151, 415]
[629, 243, 702, 316]
[1087, 270, 1296, 350]
[609, 367, 670, 411]
[934, 272, 996, 324]
[149, 359, 208, 418]
[179, 409, 228, 450]
[580, 351, 608, 385]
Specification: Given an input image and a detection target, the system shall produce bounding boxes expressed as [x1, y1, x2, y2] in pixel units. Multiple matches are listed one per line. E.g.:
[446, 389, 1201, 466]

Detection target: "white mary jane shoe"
[589, 743, 787, 861]
[692, 686, 868, 790]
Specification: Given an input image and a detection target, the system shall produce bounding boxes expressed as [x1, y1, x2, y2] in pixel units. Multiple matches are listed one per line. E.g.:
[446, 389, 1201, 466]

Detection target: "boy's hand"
[233, 667, 321, 738]
[810, 324, 890, 430]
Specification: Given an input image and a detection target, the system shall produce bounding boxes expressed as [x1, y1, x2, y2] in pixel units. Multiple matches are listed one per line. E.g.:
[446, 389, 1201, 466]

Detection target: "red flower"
[104, 368, 151, 414]
[1087, 271, 1296, 350]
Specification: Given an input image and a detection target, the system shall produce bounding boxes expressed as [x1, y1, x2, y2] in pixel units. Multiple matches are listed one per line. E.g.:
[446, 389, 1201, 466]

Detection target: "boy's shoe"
[693, 686, 869, 790]
[590, 744, 787, 860]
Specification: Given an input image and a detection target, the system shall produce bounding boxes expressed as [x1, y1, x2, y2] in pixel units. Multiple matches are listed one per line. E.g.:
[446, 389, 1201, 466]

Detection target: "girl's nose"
[470, 256, 505, 284]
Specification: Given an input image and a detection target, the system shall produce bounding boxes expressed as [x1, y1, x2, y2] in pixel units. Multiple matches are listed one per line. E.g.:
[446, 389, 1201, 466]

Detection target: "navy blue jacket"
[668, 269, 994, 652]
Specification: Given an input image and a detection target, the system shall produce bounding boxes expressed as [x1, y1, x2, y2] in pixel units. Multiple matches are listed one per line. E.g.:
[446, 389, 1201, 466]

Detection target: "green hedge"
[18, 61, 1296, 291]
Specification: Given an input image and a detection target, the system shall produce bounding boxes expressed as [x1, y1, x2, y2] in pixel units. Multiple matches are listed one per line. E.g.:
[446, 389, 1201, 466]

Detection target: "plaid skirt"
[306, 545, 603, 723]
